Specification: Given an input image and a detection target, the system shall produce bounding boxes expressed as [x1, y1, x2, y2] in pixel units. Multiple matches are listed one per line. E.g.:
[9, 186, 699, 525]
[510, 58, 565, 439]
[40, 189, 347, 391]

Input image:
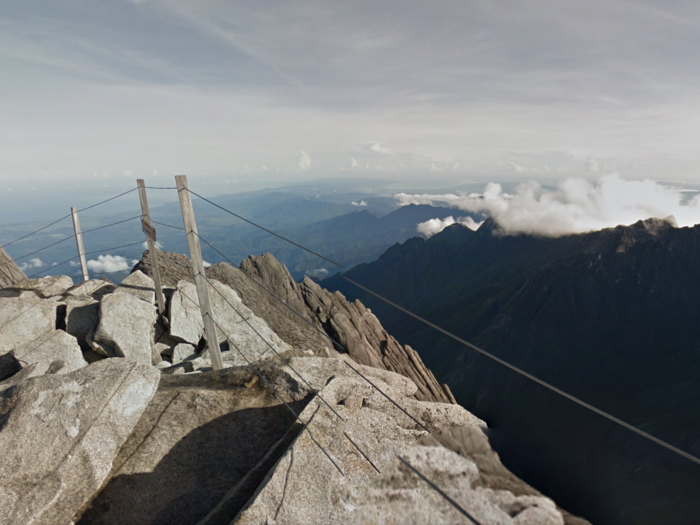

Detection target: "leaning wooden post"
[71, 207, 89, 282]
[175, 175, 224, 371]
[136, 180, 167, 316]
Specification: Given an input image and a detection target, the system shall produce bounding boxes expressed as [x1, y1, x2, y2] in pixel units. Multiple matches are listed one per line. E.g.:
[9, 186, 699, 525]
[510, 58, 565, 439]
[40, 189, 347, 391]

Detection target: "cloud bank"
[417, 217, 484, 237]
[397, 175, 700, 237]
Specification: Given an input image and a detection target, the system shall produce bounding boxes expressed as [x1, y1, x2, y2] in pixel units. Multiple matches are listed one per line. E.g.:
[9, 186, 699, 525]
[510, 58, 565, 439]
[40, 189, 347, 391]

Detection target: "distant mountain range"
[324, 217, 700, 525]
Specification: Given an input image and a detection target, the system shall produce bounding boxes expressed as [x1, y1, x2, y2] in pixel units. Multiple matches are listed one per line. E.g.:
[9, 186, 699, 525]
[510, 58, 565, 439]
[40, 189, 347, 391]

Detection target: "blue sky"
[2, 0, 700, 193]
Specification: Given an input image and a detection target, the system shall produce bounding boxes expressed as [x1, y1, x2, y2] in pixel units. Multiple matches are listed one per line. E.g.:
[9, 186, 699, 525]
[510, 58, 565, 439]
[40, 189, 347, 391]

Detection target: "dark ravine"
[323, 217, 700, 525]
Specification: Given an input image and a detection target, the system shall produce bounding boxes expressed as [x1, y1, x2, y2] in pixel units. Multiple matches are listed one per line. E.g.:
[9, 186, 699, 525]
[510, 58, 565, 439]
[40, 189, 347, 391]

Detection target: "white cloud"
[397, 175, 700, 237]
[362, 142, 394, 155]
[349, 157, 358, 168]
[20, 258, 44, 271]
[297, 151, 311, 170]
[351, 200, 368, 207]
[417, 216, 483, 237]
[308, 268, 329, 279]
[203, 260, 212, 267]
[86, 254, 132, 273]
[142, 241, 163, 249]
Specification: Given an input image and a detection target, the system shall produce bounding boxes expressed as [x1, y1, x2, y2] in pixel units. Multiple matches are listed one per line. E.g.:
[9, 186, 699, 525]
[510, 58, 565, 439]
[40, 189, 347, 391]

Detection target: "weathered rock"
[232, 356, 581, 525]
[0, 359, 160, 525]
[13, 329, 87, 379]
[169, 281, 204, 345]
[5, 275, 74, 298]
[0, 244, 25, 288]
[171, 343, 197, 364]
[234, 357, 485, 525]
[92, 292, 157, 365]
[64, 279, 115, 298]
[299, 276, 452, 403]
[169, 278, 292, 363]
[208, 256, 333, 356]
[114, 270, 156, 304]
[420, 427, 589, 525]
[132, 249, 194, 287]
[0, 293, 58, 356]
[77, 366, 309, 525]
[355, 444, 564, 525]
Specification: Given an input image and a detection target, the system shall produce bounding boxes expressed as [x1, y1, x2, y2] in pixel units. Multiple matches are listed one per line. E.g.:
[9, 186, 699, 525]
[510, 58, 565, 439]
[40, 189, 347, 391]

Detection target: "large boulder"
[0, 292, 58, 356]
[91, 292, 158, 365]
[114, 270, 156, 305]
[13, 329, 87, 378]
[5, 275, 74, 298]
[61, 295, 100, 352]
[168, 281, 204, 345]
[0, 359, 160, 525]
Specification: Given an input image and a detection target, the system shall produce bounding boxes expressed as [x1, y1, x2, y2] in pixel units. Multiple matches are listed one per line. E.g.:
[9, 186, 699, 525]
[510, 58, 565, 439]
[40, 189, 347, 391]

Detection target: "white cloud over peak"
[397, 175, 700, 237]
[417, 217, 484, 237]
[86, 254, 134, 273]
[297, 151, 311, 170]
[351, 200, 368, 206]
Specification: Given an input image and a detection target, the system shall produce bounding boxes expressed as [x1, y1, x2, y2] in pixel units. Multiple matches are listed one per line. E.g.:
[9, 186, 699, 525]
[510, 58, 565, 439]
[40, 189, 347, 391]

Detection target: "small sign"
[142, 219, 157, 242]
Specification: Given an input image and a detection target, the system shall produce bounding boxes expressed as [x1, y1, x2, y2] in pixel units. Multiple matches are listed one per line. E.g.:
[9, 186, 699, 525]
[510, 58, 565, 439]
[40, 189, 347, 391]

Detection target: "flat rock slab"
[78, 367, 308, 525]
[0, 359, 159, 525]
[6, 275, 74, 298]
[0, 294, 58, 356]
[92, 292, 157, 365]
[14, 330, 87, 379]
[65, 279, 116, 298]
[168, 281, 203, 345]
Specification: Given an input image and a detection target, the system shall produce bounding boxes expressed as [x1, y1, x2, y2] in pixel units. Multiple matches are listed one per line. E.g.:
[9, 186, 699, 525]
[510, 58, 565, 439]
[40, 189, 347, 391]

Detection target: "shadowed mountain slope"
[323, 217, 700, 525]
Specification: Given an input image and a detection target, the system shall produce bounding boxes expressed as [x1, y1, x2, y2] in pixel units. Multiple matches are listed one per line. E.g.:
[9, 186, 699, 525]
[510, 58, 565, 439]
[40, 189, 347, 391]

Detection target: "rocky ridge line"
[135, 250, 455, 404]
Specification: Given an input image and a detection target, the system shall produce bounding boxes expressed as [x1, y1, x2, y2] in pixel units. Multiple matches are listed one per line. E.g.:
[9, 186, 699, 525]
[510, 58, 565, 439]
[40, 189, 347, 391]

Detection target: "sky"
[1, 0, 700, 195]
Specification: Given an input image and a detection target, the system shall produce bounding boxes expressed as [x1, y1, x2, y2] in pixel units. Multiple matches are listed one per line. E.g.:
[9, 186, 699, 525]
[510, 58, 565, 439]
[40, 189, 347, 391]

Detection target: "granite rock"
[0, 359, 159, 525]
[92, 292, 157, 365]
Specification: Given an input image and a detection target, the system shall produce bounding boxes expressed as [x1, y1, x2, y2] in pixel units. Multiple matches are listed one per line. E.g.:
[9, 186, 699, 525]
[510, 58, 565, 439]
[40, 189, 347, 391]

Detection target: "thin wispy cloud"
[0, 0, 699, 186]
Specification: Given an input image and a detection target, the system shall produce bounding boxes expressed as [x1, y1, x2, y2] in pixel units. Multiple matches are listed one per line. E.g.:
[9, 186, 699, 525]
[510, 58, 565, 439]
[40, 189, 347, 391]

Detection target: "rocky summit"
[0, 250, 589, 525]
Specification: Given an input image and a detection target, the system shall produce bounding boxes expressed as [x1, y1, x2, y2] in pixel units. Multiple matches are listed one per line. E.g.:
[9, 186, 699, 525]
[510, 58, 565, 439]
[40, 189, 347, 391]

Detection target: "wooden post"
[137, 180, 167, 317]
[71, 207, 89, 282]
[175, 175, 224, 371]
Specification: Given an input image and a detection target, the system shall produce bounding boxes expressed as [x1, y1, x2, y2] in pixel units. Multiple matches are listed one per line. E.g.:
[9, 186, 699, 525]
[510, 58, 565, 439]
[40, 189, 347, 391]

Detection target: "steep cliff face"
[135, 250, 455, 404]
[0, 244, 25, 288]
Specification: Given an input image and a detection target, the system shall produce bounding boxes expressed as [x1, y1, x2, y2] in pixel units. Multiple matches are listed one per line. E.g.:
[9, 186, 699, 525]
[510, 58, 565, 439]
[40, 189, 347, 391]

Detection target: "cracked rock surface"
[0, 359, 159, 525]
